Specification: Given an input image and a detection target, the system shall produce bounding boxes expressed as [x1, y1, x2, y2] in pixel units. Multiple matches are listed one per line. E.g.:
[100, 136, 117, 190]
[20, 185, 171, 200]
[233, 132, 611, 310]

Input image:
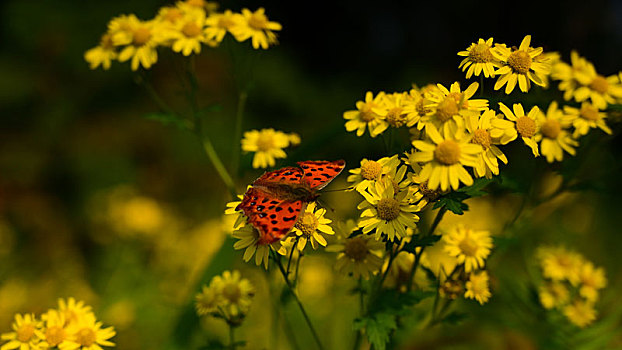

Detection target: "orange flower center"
[540, 119, 562, 139]
[182, 22, 202, 37]
[76, 328, 97, 346]
[469, 43, 494, 63]
[508, 50, 532, 74]
[255, 134, 274, 151]
[360, 160, 382, 180]
[589, 75, 609, 94]
[515, 116, 536, 138]
[472, 129, 491, 149]
[295, 212, 319, 236]
[377, 198, 400, 221]
[46, 326, 66, 347]
[16, 323, 35, 342]
[434, 140, 461, 165]
[458, 236, 479, 257]
[344, 237, 369, 261]
[132, 27, 152, 46]
[580, 105, 600, 121]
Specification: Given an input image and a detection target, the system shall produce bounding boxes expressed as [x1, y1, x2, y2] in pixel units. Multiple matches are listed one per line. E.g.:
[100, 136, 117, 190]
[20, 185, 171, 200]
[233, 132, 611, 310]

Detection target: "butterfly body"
[237, 160, 345, 244]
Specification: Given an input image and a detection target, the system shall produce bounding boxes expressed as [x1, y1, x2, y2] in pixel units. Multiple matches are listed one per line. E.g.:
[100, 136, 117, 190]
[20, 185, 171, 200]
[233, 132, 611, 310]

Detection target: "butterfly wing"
[253, 167, 304, 186]
[297, 160, 346, 190]
[236, 187, 303, 244]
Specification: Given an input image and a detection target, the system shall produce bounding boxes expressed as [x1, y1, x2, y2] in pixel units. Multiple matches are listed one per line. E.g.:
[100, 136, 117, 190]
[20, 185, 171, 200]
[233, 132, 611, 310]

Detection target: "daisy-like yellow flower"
[572, 59, 622, 109]
[358, 180, 420, 242]
[411, 125, 482, 191]
[241, 128, 291, 169]
[1, 314, 44, 350]
[326, 234, 384, 280]
[563, 102, 612, 138]
[538, 282, 570, 309]
[375, 92, 414, 129]
[539, 51, 561, 88]
[536, 246, 583, 284]
[344, 91, 389, 137]
[166, 9, 211, 56]
[195, 284, 219, 316]
[465, 110, 508, 178]
[576, 261, 607, 302]
[420, 237, 458, 279]
[457, 37, 499, 79]
[177, 0, 218, 13]
[563, 299, 597, 328]
[40, 310, 75, 349]
[492, 35, 550, 94]
[229, 8, 281, 50]
[112, 15, 162, 71]
[204, 10, 244, 43]
[347, 154, 400, 193]
[551, 51, 593, 101]
[84, 34, 117, 70]
[155, 6, 185, 28]
[421, 82, 488, 138]
[287, 202, 334, 251]
[58, 298, 94, 327]
[401, 88, 430, 129]
[491, 102, 541, 156]
[64, 313, 116, 350]
[210, 270, 255, 317]
[232, 224, 280, 269]
[464, 270, 492, 305]
[535, 102, 578, 163]
[443, 225, 492, 273]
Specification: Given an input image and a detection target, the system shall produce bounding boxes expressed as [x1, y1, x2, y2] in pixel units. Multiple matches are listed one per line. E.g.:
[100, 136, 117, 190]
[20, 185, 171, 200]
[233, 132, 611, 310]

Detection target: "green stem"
[286, 237, 299, 276]
[231, 91, 248, 177]
[352, 278, 364, 350]
[378, 243, 396, 288]
[406, 207, 447, 291]
[200, 134, 238, 198]
[271, 250, 325, 350]
[228, 324, 236, 350]
[479, 74, 484, 96]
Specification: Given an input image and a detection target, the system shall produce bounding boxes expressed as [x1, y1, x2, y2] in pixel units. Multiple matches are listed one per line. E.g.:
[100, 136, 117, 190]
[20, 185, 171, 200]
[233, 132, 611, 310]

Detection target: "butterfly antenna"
[320, 187, 353, 193]
[316, 198, 336, 213]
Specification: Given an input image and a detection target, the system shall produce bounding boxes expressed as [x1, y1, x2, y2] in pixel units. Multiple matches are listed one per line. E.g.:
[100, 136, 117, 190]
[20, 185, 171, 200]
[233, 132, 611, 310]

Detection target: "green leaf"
[143, 113, 192, 130]
[458, 178, 494, 197]
[402, 235, 441, 253]
[441, 311, 468, 325]
[354, 314, 397, 350]
[433, 192, 469, 215]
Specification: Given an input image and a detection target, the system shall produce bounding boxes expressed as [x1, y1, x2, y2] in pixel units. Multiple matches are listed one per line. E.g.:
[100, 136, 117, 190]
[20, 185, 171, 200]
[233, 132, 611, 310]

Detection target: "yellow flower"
[165, 9, 212, 55]
[58, 298, 94, 327]
[224, 194, 247, 232]
[1, 314, 44, 350]
[358, 180, 420, 242]
[443, 225, 492, 273]
[551, 51, 592, 101]
[177, 0, 219, 13]
[287, 202, 334, 251]
[155, 6, 186, 28]
[376, 92, 413, 129]
[205, 10, 244, 43]
[411, 125, 482, 191]
[344, 91, 389, 137]
[420, 237, 458, 279]
[232, 224, 280, 269]
[347, 154, 400, 194]
[84, 34, 117, 70]
[421, 82, 487, 138]
[492, 102, 541, 156]
[287, 133, 301, 146]
[229, 8, 281, 49]
[563, 299, 597, 328]
[327, 234, 384, 280]
[492, 35, 550, 94]
[465, 110, 508, 178]
[563, 102, 612, 138]
[535, 102, 578, 163]
[64, 313, 116, 350]
[210, 270, 255, 317]
[537, 246, 582, 284]
[577, 262, 607, 302]
[112, 15, 162, 70]
[41, 310, 74, 349]
[538, 282, 570, 309]
[457, 37, 500, 79]
[195, 284, 219, 316]
[464, 270, 492, 305]
[401, 88, 429, 129]
[241, 128, 291, 169]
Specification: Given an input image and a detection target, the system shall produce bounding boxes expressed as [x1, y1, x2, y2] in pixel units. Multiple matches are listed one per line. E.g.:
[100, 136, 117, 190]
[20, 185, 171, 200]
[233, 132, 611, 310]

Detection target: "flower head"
[538, 282, 570, 309]
[282, 202, 335, 251]
[327, 233, 385, 280]
[464, 270, 492, 305]
[204, 10, 244, 43]
[64, 313, 116, 350]
[112, 15, 162, 70]
[534, 102, 578, 163]
[210, 270, 255, 317]
[457, 38, 499, 79]
[195, 284, 220, 316]
[443, 225, 492, 272]
[563, 299, 597, 328]
[84, 34, 117, 70]
[492, 102, 541, 156]
[344, 91, 389, 137]
[232, 224, 280, 269]
[563, 102, 612, 138]
[347, 155, 400, 194]
[241, 128, 293, 169]
[492, 35, 550, 94]
[229, 8, 281, 49]
[465, 110, 508, 178]
[1, 314, 44, 350]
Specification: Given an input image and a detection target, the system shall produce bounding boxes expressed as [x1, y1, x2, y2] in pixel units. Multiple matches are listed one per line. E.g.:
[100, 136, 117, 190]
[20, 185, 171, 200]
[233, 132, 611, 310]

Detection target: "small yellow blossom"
[210, 270, 255, 317]
[492, 102, 541, 156]
[287, 202, 334, 251]
[538, 282, 570, 309]
[229, 8, 281, 49]
[1, 314, 44, 350]
[577, 262, 607, 302]
[534, 102, 578, 163]
[241, 128, 291, 169]
[465, 110, 508, 178]
[537, 246, 582, 284]
[232, 224, 280, 269]
[492, 35, 550, 94]
[112, 15, 162, 70]
[195, 284, 220, 316]
[344, 91, 389, 137]
[347, 154, 400, 194]
[84, 34, 117, 70]
[464, 270, 492, 304]
[58, 298, 94, 327]
[443, 225, 492, 272]
[563, 102, 612, 138]
[64, 313, 116, 350]
[327, 234, 384, 280]
[563, 299, 597, 328]
[457, 37, 499, 79]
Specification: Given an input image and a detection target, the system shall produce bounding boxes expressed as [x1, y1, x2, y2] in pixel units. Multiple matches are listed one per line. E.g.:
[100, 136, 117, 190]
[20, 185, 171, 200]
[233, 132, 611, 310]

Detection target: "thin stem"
[228, 325, 236, 350]
[406, 207, 447, 291]
[200, 135, 238, 198]
[286, 237, 299, 276]
[378, 243, 396, 288]
[479, 74, 484, 96]
[352, 278, 364, 350]
[231, 91, 248, 177]
[271, 250, 325, 350]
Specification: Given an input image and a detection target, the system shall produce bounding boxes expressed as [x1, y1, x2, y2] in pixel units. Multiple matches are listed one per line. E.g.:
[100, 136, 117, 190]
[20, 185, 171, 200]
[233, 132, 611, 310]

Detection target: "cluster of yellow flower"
[240, 129, 301, 169]
[194, 270, 255, 324]
[0, 298, 115, 350]
[536, 246, 607, 328]
[344, 35, 621, 191]
[84, 0, 281, 70]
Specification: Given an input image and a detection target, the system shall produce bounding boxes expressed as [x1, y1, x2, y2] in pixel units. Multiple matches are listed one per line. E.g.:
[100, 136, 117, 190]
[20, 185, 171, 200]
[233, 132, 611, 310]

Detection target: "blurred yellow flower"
[241, 128, 291, 169]
[112, 15, 162, 70]
[464, 270, 491, 305]
[64, 313, 116, 350]
[534, 102, 578, 163]
[563, 299, 597, 328]
[443, 225, 492, 273]
[492, 35, 550, 94]
[1, 314, 44, 350]
[563, 102, 612, 138]
[465, 109, 508, 178]
[537, 246, 582, 284]
[327, 234, 384, 280]
[230, 8, 282, 49]
[289, 202, 334, 251]
[411, 124, 481, 191]
[211, 270, 255, 317]
[343, 91, 389, 137]
[205, 10, 244, 43]
[457, 37, 499, 79]
[420, 237, 458, 279]
[166, 9, 212, 55]
[577, 262, 607, 302]
[195, 284, 219, 316]
[58, 298, 94, 327]
[538, 282, 569, 309]
[41, 310, 73, 348]
[84, 34, 117, 70]
[232, 224, 279, 269]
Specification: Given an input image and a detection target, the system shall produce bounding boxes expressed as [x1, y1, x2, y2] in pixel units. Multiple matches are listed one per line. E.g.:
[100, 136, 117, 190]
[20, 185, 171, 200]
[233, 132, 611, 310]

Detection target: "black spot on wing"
[275, 207, 283, 212]
[283, 216, 297, 222]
